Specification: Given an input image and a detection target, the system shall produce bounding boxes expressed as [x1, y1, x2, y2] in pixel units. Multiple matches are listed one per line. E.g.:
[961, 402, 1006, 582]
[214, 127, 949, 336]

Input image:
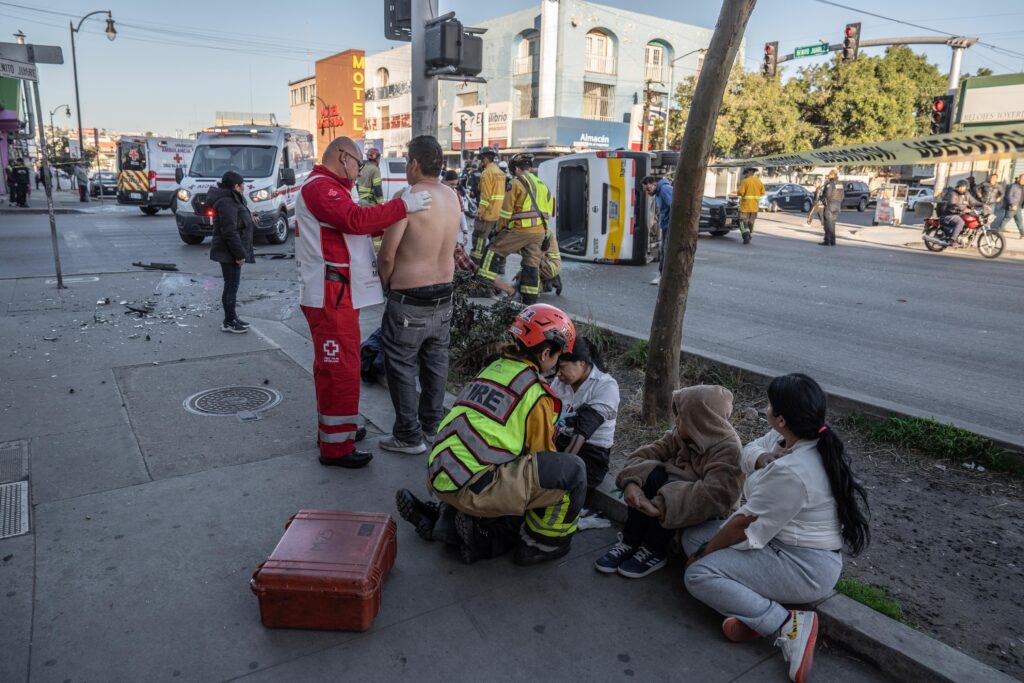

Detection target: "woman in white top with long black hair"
[681, 373, 870, 683]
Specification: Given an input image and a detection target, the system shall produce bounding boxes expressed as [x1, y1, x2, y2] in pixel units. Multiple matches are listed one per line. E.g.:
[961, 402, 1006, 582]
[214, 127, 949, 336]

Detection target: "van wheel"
[140, 206, 160, 216]
[179, 233, 204, 245]
[711, 230, 730, 237]
[266, 212, 289, 244]
[857, 198, 867, 212]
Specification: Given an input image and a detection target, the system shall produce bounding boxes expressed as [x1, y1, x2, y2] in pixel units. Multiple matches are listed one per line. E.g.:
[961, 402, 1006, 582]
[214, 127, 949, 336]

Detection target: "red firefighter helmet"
[509, 304, 576, 353]
[366, 147, 381, 161]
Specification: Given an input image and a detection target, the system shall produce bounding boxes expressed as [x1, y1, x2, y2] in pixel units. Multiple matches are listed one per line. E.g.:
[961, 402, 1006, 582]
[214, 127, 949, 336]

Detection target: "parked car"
[701, 196, 738, 235]
[905, 187, 934, 212]
[759, 183, 815, 213]
[841, 180, 871, 211]
[89, 171, 117, 197]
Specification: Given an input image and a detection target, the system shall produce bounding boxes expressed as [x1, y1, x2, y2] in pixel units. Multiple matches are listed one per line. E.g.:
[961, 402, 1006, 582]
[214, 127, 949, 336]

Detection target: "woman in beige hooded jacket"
[596, 385, 743, 578]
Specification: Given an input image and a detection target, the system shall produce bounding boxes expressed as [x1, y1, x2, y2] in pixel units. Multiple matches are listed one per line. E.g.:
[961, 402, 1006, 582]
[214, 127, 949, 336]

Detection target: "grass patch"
[840, 412, 1012, 473]
[835, 577, 905, 623]
[622, 339, 649, 369]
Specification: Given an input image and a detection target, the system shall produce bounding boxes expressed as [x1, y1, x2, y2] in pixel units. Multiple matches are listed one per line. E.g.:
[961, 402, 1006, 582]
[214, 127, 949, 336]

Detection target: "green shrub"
[449, 272, 522, 377]
[622, 339, 649, 368]
[835, 577, 905, 623]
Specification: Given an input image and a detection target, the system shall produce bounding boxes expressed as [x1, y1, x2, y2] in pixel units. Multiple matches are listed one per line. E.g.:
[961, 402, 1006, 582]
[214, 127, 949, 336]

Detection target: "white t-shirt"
[550, 366, 619, 449]
[731, 429, 843, 551]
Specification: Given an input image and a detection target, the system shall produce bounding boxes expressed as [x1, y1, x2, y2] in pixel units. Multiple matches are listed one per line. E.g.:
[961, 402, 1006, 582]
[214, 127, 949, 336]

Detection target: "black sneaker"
[318, 450, 372, 469]
[616, 545, 667, 578]
[221, 320, 248, 334]
[395, 488, 439, 541]
[742, 234, 751, 245]
[234, 318, 251, 328]
[454, 511, 483, 564]
[512, 541, 572, 566]
[594, 541, 637, 574]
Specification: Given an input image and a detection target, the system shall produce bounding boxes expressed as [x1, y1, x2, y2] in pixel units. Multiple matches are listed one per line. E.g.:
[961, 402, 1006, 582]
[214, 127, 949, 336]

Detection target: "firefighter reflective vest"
[500, 172, 552, 230]
[428, 358, 557, 493]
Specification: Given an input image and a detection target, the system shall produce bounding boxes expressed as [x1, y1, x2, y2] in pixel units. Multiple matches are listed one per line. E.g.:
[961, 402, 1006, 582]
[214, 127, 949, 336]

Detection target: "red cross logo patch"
[322, 340, 340, 363]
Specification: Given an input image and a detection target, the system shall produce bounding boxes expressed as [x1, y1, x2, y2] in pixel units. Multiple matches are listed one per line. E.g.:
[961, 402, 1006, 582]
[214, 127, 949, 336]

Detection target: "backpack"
[360, 327, 387, 382]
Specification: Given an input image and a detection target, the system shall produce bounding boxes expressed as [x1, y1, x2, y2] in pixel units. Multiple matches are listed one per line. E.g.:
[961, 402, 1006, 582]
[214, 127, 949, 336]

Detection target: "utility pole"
[933, 42, 970, 194]
[410, 0, 439, 138]
[640, 80, 653, 152]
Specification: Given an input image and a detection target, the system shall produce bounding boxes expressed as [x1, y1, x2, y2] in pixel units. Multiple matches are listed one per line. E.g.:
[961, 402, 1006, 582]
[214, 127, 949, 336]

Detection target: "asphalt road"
[1, 203, 1022, 442]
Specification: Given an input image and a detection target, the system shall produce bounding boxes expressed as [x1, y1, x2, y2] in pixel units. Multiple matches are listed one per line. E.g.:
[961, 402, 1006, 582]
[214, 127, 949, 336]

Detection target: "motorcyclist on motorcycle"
[940, 180, 984, 246]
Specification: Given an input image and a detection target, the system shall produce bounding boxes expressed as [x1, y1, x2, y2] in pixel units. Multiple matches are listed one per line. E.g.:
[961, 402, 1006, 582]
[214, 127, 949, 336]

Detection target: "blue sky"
[4, 0, 1023, 134]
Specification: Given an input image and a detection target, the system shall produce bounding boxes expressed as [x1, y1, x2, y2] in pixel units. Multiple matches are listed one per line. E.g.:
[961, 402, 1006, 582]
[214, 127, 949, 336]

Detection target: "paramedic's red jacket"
[295, 164, 407, 308]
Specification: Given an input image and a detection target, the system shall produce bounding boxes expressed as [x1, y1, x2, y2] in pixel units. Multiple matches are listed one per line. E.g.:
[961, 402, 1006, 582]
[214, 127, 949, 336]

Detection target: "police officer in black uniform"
[10, 157, 31, 208]
[819, 170, 844, 246]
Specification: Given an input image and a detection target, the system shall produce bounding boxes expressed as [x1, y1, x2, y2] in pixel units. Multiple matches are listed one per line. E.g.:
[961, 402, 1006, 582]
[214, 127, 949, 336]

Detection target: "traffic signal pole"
[933, 45, 967, 193]
[410, 0, 439, 139]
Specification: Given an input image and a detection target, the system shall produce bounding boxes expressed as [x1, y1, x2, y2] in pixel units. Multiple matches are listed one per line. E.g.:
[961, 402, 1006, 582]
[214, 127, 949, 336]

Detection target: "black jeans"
[822, 205, 839, 245]
[220, 262, 241, 323]
[621, 466, 674, 554]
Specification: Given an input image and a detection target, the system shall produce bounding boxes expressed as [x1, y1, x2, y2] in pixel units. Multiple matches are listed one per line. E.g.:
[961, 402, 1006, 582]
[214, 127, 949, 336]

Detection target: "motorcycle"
[921, 203, 1004, 259]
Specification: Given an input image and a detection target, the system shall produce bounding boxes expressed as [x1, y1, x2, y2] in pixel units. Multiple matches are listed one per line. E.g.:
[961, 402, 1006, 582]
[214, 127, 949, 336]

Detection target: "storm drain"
[0, 481, 30, 539]
[183, 386, 282, 417]
[0, 441, 29, 484]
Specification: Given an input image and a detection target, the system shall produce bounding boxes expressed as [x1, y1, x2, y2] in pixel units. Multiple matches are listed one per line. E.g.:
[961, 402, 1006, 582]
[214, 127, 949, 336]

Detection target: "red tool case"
[250, 510, 397, 631]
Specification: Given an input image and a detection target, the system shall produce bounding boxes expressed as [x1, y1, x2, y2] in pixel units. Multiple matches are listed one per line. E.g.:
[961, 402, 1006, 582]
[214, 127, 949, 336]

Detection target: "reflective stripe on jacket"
[737, 176, 765, 213]
[356, 163, 383, 206]
[499, 172, 552, 230]
[428, 358, 558, 493]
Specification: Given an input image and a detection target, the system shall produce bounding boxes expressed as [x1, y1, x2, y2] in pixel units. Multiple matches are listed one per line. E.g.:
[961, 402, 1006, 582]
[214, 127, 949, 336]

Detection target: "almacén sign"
[714, 123, 1024, 168]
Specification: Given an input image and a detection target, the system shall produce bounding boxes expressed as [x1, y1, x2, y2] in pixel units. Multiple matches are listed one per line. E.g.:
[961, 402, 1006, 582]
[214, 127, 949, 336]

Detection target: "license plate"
[130, 192, 141, 199]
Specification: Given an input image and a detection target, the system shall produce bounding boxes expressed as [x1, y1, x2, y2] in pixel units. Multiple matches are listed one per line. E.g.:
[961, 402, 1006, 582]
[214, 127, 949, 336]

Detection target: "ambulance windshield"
[188, 145, 277, 179]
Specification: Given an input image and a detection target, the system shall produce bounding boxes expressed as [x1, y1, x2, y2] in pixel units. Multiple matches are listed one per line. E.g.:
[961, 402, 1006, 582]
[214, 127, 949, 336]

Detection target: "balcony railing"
[365, 81, 411, 102]
[644, 64, 669, 84]
[584, 53, 616, 75]
[514, 54, 539, 75]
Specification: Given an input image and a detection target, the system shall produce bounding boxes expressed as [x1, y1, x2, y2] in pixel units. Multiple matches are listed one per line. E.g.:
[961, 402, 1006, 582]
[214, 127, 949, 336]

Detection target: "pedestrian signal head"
[509, 304, 577, 353]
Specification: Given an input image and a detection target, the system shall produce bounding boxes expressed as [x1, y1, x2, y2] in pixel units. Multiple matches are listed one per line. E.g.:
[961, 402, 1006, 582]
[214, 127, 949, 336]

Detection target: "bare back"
[386, 181, 459, 290]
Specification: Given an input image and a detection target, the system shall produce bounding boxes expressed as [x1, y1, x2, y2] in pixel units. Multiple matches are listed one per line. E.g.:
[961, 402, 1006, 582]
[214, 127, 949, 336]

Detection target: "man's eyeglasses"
[340, 151, 363, 169]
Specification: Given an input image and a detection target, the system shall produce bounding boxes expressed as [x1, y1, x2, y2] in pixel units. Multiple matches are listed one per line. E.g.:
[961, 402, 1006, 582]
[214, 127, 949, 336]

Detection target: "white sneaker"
[379, 435, 426, 455]
[774, 610, 818, 683]
[649, 276, 661, 286]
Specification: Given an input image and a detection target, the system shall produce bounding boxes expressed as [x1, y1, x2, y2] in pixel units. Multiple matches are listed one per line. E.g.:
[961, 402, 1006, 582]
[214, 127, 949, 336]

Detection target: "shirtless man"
[377, 135, 460, 454]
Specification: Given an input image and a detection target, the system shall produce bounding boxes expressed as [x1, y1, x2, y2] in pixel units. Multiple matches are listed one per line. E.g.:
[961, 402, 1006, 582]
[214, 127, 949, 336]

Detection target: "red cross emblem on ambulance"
[173, 153, 183, 163]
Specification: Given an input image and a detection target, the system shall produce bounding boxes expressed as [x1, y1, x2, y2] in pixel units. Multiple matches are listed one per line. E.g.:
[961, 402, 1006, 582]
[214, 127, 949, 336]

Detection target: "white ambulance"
[173, 126, 314, 245]
[117, 136, 195, 215]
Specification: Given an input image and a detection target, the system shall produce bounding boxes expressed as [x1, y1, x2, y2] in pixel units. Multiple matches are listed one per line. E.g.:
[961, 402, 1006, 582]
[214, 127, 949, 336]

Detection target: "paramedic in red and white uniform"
[295, 136, 433, 469]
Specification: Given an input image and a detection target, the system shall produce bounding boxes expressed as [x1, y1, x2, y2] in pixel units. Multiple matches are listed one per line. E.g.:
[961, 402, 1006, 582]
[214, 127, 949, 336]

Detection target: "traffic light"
[384, 0, 411, 41]
[424, 16, 484, 77]
[842, 22, 861, 62]
[761, 41, 778, 78]
[930, 95, 954, 135]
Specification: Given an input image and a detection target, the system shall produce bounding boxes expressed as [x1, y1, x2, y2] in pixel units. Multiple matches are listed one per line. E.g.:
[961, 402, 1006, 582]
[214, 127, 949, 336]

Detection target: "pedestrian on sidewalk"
[681, 373, 870, 683]
[595, 385, 742, 579]
[74, 163, 89, 202]
[395, 304, 587, 567]
[10, 157, 30, 208]
[550, 337, 620, 492]
[642, 175, 673, 285]
[997, 174, 1024, 238]
[970, 173, 1004, 213]
[207, 171, 255, 334]
[820, 170, 844, 246]
[295, 136, 432, 469]
[805, 179, 824, 226]
[737, 167, 765, 245]
[376, 136, 460, 456]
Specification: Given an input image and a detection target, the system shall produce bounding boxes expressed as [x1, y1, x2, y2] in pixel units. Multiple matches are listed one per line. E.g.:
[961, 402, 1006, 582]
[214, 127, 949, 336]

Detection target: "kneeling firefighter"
[477, 154, 552, 304]
[396, 304, 587, 566]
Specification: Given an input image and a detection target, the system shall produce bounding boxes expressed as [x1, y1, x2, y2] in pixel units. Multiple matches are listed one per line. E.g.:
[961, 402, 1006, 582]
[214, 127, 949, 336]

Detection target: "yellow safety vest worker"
[737, 175, 766, 213]
[499, 172, 553, 231]
[477, 163, 506, 222]
[428, 357, 558, 493]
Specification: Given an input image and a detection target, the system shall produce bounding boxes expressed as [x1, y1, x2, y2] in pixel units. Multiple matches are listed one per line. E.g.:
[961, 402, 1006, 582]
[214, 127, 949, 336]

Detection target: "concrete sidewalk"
[0, 270, 888, 683]
[1, 187, 131, 215]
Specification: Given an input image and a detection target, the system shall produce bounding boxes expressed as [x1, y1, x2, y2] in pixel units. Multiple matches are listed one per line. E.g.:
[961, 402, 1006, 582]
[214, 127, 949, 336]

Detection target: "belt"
[325, 264, 349, 283]
[387, 290, 453, 307]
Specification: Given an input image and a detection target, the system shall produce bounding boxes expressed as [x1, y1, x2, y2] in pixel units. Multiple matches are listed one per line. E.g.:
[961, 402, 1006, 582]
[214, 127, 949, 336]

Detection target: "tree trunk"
[641, 0, 757, 424]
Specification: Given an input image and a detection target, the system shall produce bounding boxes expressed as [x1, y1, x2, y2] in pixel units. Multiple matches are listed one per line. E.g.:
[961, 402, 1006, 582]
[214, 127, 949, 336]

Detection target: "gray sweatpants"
[682, 520, 842, 636]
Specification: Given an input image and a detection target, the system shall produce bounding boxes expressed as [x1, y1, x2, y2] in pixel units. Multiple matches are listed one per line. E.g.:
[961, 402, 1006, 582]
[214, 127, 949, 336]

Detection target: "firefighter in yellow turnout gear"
[396, 304, 588, 566]
[478, 154, 551, 304]
[471, 147, 505, 261]
[356, 148, 384, 207]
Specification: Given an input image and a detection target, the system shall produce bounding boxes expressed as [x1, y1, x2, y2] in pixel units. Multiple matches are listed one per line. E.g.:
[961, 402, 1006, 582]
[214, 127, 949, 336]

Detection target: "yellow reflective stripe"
[479, 199, 490, 207]
[741, 195, 761, 199]
[524, 493, 578, 539]
[371, 177, 382, 186]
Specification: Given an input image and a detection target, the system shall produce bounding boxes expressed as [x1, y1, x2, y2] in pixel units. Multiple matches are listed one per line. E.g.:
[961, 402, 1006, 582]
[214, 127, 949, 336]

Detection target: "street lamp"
[70, 10, 116, 202]
[48, 105, 72, 189]
[662, 48, 707, 150]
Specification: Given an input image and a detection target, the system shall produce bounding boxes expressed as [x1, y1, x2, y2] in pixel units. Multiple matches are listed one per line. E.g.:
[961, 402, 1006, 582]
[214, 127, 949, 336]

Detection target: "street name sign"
[0, 57, 37, 82]
[793, 43, 830, 59]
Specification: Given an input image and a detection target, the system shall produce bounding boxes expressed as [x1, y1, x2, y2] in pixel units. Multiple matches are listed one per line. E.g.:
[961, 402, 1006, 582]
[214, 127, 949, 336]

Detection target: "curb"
[0, 208, 86, 215]
[586, 479, 1017, 683]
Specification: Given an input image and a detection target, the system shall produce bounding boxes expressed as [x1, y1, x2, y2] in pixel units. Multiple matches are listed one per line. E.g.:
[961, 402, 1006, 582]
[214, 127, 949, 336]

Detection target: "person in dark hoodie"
[208, 170, 256, 333]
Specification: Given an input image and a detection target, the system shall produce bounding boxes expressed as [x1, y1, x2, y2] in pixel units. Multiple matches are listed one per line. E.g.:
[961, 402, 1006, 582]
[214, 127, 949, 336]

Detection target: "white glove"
[401, 190, 433, 214]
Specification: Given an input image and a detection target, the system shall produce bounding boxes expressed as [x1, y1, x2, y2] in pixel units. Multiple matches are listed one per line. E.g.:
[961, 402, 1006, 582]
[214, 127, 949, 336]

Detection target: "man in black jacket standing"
[998, 174, 1024, 239]
[820, 170, 844, 246]
[207, 170, 256, 333]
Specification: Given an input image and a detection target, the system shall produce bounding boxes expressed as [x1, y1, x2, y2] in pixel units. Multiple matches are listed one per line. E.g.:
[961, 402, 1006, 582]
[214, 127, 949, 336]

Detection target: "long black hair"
[557, 336, 605, 371]
[768, 373, 870, 556]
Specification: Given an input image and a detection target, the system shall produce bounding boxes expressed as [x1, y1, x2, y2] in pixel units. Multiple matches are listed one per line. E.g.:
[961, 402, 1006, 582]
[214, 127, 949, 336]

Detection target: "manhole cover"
[0, 441, 29, 484]
[0, 481, 30, 539]
[183, 386, 282, 416]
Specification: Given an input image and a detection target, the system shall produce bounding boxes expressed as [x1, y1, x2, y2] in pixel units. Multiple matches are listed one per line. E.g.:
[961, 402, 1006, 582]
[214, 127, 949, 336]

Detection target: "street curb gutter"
[585, 481, 1017, 683]
[593, 320, 1024, 460]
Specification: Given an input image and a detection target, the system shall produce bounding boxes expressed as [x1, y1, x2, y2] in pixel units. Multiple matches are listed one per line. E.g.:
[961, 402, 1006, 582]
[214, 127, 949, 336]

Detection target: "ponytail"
[767, 374, 870, 556]
[559, 337, 605, 371]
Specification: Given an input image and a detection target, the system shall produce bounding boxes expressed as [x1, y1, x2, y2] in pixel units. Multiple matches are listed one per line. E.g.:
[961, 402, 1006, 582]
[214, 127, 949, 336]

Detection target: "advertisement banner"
[958, 74, 1024, 128]
[452, 102, 511, 150]
[713, 123, 1024, 168]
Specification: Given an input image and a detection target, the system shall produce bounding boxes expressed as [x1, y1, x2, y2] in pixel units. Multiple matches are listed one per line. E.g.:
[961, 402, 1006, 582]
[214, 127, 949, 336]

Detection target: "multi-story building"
[287, 0, 729, 158]
[288, 76, 318, 153]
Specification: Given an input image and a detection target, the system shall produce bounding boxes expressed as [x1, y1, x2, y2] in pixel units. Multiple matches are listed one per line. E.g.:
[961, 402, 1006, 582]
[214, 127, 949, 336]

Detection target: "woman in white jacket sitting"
[681, 373, 870, 683]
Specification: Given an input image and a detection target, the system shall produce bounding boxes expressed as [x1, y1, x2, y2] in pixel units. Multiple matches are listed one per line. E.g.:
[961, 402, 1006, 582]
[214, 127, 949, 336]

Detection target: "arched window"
[514, 31, 540, 75]
[376, 67, 390, 89]
[645, 41, 670, 83]
[585, 30, 615, 75]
